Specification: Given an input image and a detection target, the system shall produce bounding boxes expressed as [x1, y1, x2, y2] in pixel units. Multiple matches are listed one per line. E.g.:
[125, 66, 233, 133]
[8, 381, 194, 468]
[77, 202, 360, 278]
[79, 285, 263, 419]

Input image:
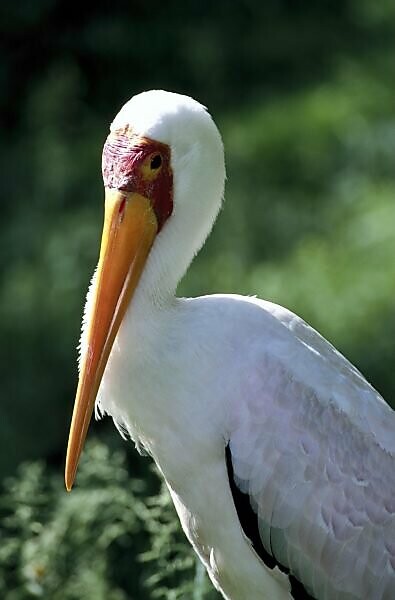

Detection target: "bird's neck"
[121, 229, 186, 347]
[133, 242, 181, 310]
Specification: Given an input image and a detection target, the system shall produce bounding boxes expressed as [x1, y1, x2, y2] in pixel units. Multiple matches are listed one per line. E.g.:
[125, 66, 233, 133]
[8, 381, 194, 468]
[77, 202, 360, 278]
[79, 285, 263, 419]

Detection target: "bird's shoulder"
[179, 293, 395, 456]
[183, 292, 376, 385]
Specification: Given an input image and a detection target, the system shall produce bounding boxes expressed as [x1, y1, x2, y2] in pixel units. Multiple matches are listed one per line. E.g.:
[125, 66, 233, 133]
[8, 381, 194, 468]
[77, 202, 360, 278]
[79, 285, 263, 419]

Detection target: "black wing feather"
[225, 444, 315, 600]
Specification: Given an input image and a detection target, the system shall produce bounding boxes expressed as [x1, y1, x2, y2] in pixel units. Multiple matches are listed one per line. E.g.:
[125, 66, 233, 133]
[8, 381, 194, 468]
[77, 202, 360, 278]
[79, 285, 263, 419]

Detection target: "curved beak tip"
[65, 450, 77, 491]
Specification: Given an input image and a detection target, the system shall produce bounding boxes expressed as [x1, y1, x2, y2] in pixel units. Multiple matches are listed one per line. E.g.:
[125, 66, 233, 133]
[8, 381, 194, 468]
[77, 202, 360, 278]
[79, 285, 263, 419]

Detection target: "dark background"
[0, 1, 394, 598]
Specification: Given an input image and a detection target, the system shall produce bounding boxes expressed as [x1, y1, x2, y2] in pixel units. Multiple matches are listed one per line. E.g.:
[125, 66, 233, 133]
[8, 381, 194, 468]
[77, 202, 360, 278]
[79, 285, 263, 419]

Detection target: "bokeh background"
[1, 1, 394, 598]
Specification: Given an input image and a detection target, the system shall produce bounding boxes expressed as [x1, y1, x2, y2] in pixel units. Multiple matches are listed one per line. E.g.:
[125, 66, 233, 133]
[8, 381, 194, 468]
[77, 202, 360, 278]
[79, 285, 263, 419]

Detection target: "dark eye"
[150, 154, 162, 170]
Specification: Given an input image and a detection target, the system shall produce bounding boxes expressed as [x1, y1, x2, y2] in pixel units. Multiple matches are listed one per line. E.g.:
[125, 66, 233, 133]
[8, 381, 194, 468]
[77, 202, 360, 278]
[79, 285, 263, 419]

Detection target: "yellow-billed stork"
[65, 90, 395, 600]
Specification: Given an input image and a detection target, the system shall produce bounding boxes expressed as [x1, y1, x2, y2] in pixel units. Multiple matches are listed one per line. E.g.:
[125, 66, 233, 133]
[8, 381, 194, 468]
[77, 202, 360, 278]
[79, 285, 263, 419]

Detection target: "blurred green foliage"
[0, 0, 394, 598]
[0, 441, 217, 599]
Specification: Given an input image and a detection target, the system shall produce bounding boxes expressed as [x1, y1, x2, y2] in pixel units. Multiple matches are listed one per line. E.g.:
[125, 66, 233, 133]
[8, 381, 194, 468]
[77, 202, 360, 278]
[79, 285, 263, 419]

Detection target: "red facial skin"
[102, 130, 173, 231]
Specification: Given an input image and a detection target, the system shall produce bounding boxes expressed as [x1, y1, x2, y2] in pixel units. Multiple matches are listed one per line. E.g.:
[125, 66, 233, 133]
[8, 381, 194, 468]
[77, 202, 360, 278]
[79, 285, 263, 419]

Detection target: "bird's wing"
[226, 299, 395, 600]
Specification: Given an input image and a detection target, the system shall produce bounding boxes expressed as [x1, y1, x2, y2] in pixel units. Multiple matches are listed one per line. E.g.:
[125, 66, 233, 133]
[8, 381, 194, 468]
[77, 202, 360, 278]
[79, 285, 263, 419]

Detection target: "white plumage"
[71, 90, 395, 599]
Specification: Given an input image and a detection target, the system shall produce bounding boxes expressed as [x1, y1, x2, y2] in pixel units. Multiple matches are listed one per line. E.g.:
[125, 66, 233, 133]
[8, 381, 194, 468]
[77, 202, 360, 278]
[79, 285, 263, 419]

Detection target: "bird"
[65, 90, 395, 600]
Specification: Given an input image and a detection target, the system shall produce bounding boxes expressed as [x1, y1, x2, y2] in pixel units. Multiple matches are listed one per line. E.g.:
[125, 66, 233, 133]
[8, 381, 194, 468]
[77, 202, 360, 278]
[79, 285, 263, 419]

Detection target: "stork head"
[65, 90, 225, 490]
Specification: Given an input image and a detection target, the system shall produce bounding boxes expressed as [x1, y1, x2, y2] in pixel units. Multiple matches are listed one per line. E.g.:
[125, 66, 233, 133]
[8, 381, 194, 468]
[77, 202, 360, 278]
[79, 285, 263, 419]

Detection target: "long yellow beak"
[65, 189, 158, 491]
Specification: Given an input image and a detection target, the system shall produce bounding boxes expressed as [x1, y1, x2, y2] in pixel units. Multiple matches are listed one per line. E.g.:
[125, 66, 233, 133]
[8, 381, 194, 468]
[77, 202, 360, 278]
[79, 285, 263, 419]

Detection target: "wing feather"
[226, 300, 395, 600]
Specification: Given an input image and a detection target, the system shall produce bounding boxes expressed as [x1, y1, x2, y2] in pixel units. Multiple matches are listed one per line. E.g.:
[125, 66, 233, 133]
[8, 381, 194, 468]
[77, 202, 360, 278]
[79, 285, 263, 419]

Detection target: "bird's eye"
[150, 154, 162, 170]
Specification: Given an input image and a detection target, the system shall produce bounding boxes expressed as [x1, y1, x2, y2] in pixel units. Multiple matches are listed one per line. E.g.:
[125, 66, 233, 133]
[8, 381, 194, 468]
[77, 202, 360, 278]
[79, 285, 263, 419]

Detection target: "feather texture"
[226, 298, 395, 599]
